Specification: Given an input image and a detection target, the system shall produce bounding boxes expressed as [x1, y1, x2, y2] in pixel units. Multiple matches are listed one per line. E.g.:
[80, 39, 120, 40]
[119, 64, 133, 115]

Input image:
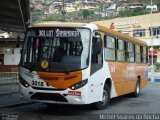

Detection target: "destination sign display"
[38, 29, 80, 37]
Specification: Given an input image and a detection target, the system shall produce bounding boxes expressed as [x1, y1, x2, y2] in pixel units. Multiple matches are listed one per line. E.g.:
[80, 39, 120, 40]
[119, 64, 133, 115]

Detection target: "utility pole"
[29, 0, 32, 26]
[150, 0, 154, 83]
[62, 0, 65, 21]
[98, 1, 102, 20]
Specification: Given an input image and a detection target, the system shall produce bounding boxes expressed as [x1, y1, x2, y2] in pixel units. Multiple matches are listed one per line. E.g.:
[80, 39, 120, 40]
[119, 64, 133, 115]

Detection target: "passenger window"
[91, 32, 103, 75]
[92, 33, 102, 64]
[126, 42, 135, 62]
[135, 45, 141, 63]
[104, 35, 116, 61]
[142, 46, 147, 63]
[117, 39, 125, 62]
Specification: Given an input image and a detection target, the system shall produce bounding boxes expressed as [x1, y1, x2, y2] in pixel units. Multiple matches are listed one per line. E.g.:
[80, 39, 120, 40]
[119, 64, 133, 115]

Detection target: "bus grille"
[31, 92, 68, 102]
[32, 86, 65, 91]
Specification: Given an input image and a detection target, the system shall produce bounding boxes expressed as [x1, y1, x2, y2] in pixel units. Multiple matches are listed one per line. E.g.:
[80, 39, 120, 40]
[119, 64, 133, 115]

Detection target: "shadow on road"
[32, 94, 133, 116]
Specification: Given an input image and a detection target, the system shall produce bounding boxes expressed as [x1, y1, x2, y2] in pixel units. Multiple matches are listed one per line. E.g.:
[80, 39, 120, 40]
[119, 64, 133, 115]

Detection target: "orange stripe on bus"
[37, 71, 82, 89]
[108, 62, 148, 96]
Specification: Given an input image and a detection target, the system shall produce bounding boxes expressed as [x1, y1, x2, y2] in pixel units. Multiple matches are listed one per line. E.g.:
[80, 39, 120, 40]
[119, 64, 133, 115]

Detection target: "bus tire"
[131, 80, 140, 97]
[94, 84, 110, 110]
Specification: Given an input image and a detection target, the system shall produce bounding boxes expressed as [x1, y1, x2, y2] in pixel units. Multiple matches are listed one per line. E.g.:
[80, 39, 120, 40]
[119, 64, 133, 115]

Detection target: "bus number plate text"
[31, 80, 44, 87]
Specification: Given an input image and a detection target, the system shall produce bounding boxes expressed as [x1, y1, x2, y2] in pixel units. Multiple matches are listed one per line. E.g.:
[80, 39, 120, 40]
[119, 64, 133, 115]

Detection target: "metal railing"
[0, 72, 19, 93]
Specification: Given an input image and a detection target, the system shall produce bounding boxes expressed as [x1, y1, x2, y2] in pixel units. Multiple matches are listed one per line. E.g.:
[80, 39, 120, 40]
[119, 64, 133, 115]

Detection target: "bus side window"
[140, 46, 143, 63]
[92, 33, 102, 64]
[104, 35, 116, 61]
[127, 42, 135, 62]
[146, 47, 148, 63]
[117, 39, 125, 62]
[135, 45, 141, 63]
[125, 42, 129, 61]
[142, 46, 147, 63]
[91, 32, 103, 75]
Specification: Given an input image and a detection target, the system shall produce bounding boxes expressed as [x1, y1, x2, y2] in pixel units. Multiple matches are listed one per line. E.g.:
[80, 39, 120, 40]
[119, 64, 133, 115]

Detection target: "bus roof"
[31, 22, 147, 46]
[95, 24, 148, 46]
[32, 22, 87, 28]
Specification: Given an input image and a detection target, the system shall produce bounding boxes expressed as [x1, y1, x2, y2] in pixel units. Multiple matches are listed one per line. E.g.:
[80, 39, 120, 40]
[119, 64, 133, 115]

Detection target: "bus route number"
[31, 80, 44, 87]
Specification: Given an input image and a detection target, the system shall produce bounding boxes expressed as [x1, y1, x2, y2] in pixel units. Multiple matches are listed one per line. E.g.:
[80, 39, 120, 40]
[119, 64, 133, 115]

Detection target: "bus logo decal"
[40, 60, 49, 69]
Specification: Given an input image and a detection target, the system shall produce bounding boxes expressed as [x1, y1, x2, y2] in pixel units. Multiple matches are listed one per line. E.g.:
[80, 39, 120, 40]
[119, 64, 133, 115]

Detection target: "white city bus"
[19, 22, 148, 109]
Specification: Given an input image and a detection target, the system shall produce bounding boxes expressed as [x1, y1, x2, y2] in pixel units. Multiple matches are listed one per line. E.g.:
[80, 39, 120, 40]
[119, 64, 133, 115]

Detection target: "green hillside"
[128, 0, 160, 5]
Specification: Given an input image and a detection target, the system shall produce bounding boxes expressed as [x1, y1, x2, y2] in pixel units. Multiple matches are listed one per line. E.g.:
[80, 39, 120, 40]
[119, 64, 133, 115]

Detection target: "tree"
[117, 8, 150, 17]
[81, 9, 92, 19]
[128, 0, 160, 5]
[117, 9, 132, 17]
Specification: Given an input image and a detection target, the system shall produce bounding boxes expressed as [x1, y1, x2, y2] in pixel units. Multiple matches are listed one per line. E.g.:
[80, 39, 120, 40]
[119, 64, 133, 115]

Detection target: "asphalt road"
[0, 84, 160, 120]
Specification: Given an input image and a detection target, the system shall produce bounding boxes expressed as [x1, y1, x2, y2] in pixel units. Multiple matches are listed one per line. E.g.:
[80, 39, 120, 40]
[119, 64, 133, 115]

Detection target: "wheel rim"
[136, 83, 140, 94]
[101, 90, 108, 105]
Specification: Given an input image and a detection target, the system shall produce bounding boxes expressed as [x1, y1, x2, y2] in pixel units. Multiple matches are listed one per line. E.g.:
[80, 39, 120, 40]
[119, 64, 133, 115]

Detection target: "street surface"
[0, 84, 160, 120]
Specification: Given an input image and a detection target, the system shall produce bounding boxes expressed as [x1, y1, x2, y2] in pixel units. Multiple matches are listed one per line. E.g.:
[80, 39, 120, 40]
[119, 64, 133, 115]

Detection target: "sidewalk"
[148, 82, 160, 85]
[0, 92, 32, 108]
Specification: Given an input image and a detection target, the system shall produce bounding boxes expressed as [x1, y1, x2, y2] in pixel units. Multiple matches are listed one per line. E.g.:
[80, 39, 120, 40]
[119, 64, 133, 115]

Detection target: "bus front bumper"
[19, 84, 88, 105]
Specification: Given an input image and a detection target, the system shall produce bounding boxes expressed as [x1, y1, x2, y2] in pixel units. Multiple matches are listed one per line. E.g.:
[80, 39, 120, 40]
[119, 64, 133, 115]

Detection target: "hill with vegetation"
[30, 0, 160, 23]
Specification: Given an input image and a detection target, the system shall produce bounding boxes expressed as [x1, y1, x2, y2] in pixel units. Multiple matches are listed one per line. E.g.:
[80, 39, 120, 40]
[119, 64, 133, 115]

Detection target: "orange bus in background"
[19, 22, 148, 109]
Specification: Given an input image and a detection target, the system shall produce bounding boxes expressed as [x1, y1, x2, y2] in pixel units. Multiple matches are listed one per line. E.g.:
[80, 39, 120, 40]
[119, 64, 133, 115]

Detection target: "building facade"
[95, 13, 160, 82]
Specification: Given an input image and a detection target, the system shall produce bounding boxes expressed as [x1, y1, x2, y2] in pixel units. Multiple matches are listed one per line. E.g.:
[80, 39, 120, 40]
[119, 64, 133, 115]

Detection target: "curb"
[0, 92, 35, 108]
[148, 82, 160, 85]
[0, 91, 18, 95]
[0, 102, 35, 108]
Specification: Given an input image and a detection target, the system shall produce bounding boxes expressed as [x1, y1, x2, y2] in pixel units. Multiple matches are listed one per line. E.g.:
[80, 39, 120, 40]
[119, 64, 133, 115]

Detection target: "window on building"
[152, 27, 160, 36]
[133, 29, 145, 37]
[104, 35, 116, 61]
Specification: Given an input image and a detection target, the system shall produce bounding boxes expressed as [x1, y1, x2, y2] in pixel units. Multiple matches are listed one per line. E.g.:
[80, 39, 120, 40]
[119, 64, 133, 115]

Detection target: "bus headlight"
[19, 77, 30, 88]
[70, 79, 88, 90]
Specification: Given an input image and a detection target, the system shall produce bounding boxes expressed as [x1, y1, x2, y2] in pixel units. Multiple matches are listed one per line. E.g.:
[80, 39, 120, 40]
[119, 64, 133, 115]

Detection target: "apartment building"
[95, 13, 160, 78]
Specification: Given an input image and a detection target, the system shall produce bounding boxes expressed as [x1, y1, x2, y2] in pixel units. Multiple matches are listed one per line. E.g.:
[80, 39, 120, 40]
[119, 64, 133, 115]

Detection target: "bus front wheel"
[94, 84, 110, 110]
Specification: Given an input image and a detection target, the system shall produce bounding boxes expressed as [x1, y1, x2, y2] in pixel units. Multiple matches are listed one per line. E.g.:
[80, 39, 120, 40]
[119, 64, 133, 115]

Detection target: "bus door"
[88, 32, 103, 102]
[91, 32, 103, 75]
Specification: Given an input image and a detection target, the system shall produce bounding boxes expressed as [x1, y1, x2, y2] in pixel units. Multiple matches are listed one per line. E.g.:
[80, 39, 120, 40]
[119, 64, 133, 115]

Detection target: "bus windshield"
[21, 27, 91, 72]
